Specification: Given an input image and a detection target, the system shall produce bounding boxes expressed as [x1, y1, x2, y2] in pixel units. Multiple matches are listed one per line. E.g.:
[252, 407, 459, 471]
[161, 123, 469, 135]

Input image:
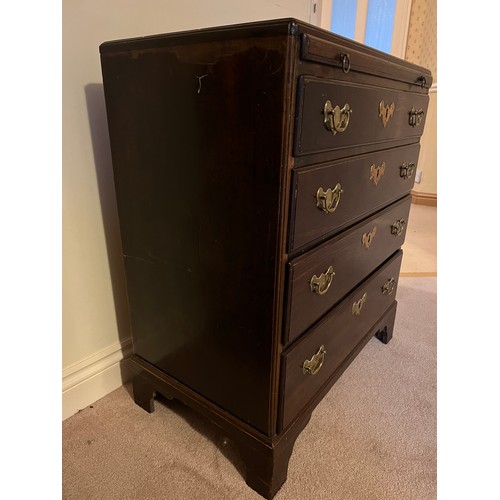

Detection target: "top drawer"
[294, 76, 429, 157]
[300, 33, 432, 90]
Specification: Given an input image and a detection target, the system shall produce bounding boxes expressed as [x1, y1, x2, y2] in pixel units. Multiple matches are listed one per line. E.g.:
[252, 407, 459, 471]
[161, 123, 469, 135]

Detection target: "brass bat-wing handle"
[400, 162, 415, 180]
[316, 183, 343, 213]
[303, 345, 327, 376]
[324, 100, 352, 135]
[409, 107, 425, 127]
[391, 219, 406, 236]
[310, 266, 335, 296]
[362, 227, 377, 249]
[382, 278, 397, 296]
[352, 292, 368, 316]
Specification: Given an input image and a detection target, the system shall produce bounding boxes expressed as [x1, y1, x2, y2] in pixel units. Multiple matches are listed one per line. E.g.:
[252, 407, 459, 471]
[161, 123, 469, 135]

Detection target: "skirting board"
[411, 190, 437, 207]
[62, 338, 133, 420]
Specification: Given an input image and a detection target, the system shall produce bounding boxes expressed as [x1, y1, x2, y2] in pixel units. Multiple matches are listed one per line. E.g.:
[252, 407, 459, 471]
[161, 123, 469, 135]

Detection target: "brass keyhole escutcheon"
[316, 183, 343, 213]
[391, 219, 406, 236]
[303, 345, 326, 376]
[382, 278, 397, 296]
[379, 100, 395, 127]
[310, 266, 335, 296]
[400, 162, 415, 180]
[362, 227, 377, 249]
[352, 292, 367, 316]
[370, 162, 386, 186]
[324, 100, 352, 135]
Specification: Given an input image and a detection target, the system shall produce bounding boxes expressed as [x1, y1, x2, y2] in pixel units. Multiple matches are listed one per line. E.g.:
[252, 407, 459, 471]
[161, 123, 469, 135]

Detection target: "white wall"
[62, 1, 312, 419]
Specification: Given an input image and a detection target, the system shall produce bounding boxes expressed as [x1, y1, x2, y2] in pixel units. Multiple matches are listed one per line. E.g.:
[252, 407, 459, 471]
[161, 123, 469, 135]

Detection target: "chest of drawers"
[100, 18, 431, 498]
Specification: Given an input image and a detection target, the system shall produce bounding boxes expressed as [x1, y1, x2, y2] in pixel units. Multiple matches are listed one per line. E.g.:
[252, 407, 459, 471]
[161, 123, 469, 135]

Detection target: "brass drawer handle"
[352, 292, 367, 316]
[362, 227, 377, 249]
[391, 219, 406, 236]
[382, 278, 397, 295]
[303, 345, 326, 376]
[370, 162, 386, 186]
[316, 183, 343, 213]
[379, 100, 395, 127]
[409, 107, 425, 127]
[400, 162, 415, 180]
[310, 265, 335, 296]
[324, 100, 352, 135]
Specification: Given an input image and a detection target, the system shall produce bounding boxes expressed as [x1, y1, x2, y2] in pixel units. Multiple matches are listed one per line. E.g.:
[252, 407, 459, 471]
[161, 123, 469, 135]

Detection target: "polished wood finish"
[99, 18, 299, 53]
[131, 374, 155, 413]
[295, 76, 428, 157]
[290, 143, 420, 251]
[100, 18, 431, 498]
[375, 319, 395, 344]
[284, 196, 410, 344]
[130, 354, 311, 499]
[280, 251, 402, 430]
[300, 34, 431, 90]
[281, 299, 399, 433]
[101, 31, 293, 436]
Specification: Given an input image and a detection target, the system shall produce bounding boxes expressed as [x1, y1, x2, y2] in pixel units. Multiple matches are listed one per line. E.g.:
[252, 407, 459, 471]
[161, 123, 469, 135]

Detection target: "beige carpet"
[63, 277, 436, 500]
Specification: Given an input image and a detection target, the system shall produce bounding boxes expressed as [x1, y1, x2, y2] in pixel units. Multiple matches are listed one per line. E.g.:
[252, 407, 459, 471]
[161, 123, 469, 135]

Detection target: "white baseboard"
[62, 338, 133, 420]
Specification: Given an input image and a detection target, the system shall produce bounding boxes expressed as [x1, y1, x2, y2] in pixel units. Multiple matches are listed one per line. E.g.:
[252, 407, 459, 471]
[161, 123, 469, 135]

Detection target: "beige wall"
[415, 90, 437, 194]
[63, 2, 311, 371]
[404, 0, 437, 196]
[405, 0, 437, 80]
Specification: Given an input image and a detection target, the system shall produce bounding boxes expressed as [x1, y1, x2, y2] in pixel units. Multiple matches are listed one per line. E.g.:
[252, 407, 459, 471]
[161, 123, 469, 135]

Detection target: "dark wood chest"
[100, 18, 431, 498]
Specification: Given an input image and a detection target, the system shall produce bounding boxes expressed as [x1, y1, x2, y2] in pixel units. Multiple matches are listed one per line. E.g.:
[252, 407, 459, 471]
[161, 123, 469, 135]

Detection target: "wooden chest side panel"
[101, 35, 290, 435]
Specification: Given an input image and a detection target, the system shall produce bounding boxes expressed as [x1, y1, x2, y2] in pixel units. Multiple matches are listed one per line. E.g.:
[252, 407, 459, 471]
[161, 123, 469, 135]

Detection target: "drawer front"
[290, 143, 419, 251]
[294, 76, 428, 157]
[285, 195, 410, 345]
[280, 250, 403, 430]
[300, 34, 432, 90]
